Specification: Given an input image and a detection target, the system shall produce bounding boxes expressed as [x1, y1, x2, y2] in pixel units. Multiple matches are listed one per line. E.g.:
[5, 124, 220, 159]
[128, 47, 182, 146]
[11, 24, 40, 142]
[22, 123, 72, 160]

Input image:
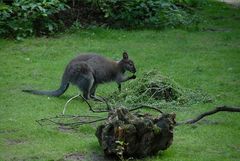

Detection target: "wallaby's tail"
[23, 71, 69, 97]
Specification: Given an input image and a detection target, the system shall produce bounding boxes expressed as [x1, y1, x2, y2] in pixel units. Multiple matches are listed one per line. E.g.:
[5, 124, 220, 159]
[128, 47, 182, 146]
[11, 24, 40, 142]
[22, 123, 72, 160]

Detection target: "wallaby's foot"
[83, 93, 91, 100]
[90, 95, 104, 102]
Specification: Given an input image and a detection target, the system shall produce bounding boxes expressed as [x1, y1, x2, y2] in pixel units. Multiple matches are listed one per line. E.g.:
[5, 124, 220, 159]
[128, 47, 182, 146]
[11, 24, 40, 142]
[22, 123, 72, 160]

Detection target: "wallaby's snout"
[131, 65, 136, 73]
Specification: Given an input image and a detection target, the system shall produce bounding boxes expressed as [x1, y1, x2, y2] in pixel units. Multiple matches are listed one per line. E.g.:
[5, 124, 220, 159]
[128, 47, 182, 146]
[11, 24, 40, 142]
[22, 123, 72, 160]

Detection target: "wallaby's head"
[119, 52, 136, 73]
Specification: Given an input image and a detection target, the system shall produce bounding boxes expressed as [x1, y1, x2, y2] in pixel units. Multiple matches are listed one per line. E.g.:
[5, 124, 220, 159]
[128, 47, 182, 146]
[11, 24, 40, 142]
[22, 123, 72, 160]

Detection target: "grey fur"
[23, 52, 136, 99]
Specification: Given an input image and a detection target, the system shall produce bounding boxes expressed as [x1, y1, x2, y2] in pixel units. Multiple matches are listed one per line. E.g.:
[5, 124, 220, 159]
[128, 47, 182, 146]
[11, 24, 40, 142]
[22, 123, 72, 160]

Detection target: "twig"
[36, 114, 107, 127]
[92, 95, 112, 110]
[99, 95, 112, 110]
[80, 95, 109, 113]
[62, 93, 110, 115]
[55, 114, 103, 119]
[129, 104, 163, 113]
[37, 103, 164, 128]
[176, 105, 240, 126]
[65, 118, 107, 127]
[62, 93, 81, 115]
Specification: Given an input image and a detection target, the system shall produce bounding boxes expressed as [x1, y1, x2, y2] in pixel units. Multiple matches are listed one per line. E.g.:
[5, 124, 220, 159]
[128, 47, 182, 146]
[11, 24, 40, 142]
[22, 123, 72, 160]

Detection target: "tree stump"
[95, 108, 176, 158]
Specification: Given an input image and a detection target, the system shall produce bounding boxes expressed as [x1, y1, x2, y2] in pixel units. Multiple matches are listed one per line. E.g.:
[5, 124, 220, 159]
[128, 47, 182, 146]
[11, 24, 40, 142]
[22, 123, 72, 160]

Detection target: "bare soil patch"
[6, 138, 25, 145]
[11, 156, 40, 161]
[89, 152, 114, 161]
[58, 125, 74, 133]
[0, 129, 18, 134]
[63, 152, 85, 161]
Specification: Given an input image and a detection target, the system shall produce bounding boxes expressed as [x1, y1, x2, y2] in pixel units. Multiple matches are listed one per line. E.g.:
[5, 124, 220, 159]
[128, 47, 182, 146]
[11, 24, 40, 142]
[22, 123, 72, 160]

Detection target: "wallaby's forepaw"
[131, 75, 136, 79]
[118, 84, 121, 92]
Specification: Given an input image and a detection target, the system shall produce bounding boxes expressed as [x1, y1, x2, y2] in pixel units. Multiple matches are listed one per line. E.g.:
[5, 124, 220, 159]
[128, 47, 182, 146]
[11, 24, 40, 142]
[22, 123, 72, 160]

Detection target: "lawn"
[0, 1, 240, 161]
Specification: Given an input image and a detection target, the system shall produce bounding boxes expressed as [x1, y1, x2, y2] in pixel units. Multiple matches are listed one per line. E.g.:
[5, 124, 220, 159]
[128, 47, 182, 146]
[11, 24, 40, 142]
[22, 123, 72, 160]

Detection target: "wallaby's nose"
[133, 68, 136, 73]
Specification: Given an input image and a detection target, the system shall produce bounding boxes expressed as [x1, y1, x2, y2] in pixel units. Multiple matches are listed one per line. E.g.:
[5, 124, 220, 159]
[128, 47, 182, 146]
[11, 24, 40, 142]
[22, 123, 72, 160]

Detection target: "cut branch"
[63, 93, 81, 115]
[38, 102, 240, 129]
[36, 115, 107, 128]
[80, 95, 109, 113]
[129, 104, 163, 113]
[176, 105, 240, 126]
[62, 93, 110, 115]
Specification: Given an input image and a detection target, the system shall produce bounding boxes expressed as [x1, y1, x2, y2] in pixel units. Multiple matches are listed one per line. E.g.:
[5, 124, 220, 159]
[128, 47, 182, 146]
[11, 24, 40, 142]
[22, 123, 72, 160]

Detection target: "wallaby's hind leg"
[90, 83, 97, 98]
[90, 84, 106, 102]
[76, 74, 94, 100]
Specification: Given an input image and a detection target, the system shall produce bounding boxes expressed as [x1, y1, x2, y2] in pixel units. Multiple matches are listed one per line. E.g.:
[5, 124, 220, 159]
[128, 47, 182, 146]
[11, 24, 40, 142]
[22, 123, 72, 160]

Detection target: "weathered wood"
[95, 108, 176, 158]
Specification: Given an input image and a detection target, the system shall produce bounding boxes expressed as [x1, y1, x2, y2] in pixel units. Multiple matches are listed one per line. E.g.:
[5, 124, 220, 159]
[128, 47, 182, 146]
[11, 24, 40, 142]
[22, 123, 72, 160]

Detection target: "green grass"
[0, 1, 240, 161]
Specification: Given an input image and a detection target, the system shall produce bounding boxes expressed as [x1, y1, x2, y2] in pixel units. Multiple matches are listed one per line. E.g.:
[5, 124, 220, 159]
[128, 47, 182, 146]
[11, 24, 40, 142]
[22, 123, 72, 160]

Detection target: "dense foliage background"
[0, 0, 68, 39]
[0, 0, 207, 39]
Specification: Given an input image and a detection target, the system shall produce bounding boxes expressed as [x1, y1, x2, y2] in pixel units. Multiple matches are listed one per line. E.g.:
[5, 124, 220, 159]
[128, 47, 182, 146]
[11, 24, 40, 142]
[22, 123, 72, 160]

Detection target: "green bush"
[0, 0, 206, 39]
[171, 0, 208, 8]
[89, 0, 203, 29]
[0, 0, 68, 39]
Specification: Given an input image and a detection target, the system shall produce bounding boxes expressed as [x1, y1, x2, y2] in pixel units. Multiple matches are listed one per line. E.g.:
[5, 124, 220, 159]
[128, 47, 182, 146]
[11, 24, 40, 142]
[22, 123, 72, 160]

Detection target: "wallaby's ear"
[123, 52, 128, 60]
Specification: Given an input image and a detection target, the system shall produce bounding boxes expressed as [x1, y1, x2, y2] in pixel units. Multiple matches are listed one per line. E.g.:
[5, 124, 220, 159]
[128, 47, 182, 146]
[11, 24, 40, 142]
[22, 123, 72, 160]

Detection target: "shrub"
[0, 0, 68, 39]
[88, 0, 203, 29]
[171, 0, 208, 8]
[0, 0, 206, 39]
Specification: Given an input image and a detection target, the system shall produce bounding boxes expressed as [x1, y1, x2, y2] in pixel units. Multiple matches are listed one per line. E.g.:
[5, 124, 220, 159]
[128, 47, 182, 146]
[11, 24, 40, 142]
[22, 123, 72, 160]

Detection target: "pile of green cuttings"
[109, 70, 212, 107]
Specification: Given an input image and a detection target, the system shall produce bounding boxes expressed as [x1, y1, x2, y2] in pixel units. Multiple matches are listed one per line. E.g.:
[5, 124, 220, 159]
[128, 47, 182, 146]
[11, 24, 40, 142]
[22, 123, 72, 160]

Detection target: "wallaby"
[23, 52, 136, 99]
